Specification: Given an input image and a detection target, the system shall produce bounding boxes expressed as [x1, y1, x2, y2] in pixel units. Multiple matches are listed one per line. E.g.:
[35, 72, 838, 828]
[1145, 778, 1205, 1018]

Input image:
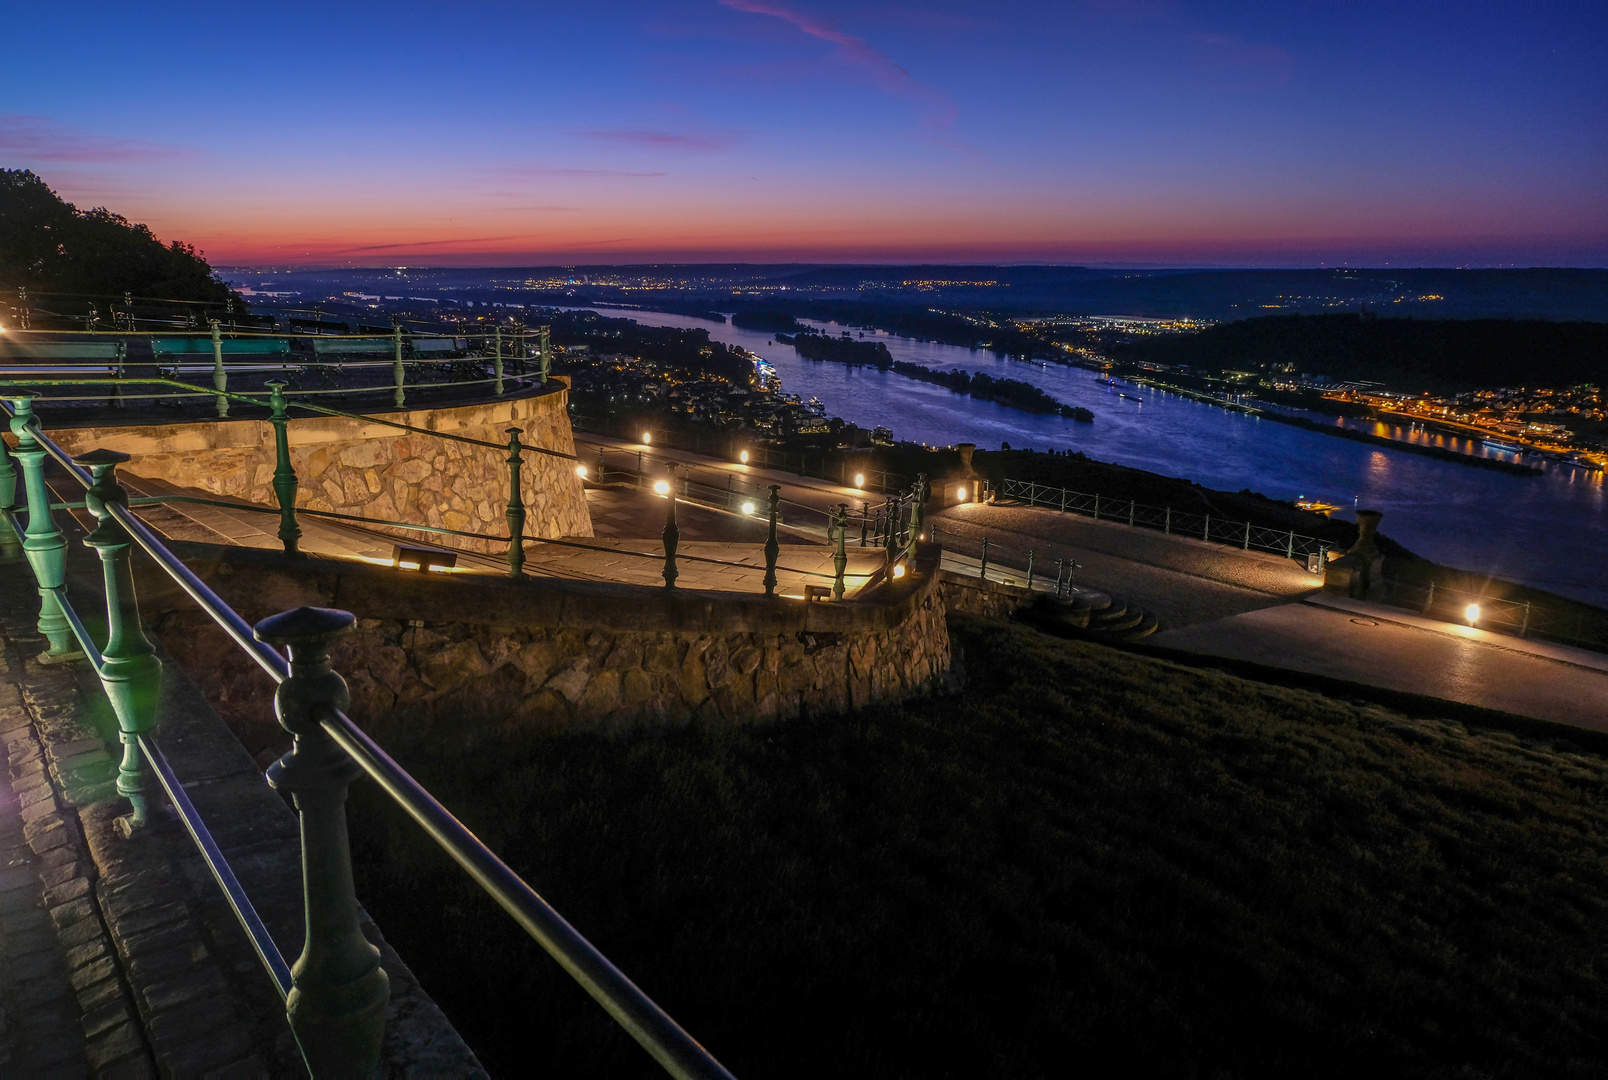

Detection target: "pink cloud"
[480, 165, 668, 178]
[0, 115, 188, 163]
[718, 0, 968, 145]
[576, 129, 736, 152]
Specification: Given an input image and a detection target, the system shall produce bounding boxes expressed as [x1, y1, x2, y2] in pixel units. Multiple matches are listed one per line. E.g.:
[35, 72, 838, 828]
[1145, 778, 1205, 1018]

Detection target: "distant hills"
[224, 264, 1608, 322]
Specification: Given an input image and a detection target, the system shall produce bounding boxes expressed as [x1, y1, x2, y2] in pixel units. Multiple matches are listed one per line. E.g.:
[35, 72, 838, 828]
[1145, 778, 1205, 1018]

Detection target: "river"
[563, 307, 1607, 608]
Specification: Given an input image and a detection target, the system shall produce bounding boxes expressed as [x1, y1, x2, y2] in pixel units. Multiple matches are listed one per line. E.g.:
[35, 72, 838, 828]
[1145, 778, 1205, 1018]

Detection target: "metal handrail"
[319, 706, 735, 1080]
[1, 402, 735, 1075]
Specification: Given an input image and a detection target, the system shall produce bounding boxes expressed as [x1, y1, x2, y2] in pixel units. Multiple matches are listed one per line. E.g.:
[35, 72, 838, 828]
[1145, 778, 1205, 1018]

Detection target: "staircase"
[1022, 588, 1162, 643]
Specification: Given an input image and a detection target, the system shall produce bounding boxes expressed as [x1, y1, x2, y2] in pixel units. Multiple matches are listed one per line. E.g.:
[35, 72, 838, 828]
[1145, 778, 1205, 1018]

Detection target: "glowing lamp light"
[854, 473, 865, 488]
[575, 465, 588, 479]
[1464, 603, 1481, 625]
[741, 500, 755, 515]
[892, 564, 907, 579]
[642, 432, 652, 444]
[956, 486, 967, 500]
[739, 450, 750, 463]
[653, 480, 671, 497]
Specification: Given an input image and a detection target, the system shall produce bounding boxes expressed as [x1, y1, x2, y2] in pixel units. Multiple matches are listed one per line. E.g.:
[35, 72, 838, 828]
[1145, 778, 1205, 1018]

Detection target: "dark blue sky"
[4, 1, 1604, 265]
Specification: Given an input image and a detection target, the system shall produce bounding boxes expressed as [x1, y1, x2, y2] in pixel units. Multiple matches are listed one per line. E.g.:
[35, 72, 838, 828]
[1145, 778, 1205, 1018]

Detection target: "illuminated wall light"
[653, 480, 671, 496]
[956, 486, 967, 500]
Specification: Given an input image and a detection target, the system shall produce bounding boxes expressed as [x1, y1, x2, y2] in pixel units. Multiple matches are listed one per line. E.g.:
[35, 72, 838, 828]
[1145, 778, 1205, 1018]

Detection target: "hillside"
[1114, 313, 1608, 393]
[0, 169, 241, 309]
[348, 615, 1608, 1078]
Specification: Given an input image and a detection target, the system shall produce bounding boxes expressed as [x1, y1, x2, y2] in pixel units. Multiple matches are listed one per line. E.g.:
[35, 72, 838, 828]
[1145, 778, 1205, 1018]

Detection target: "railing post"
[492, 327, 505, 395]
[907, 473, 926, 554]
[832, 504, 848, 600]
[979, 537, 990, 580]
[539, 325, 552, 385]
[1520, 601, 1531, 638]
[256, 608, 389, 1077]
[1128, 500, 1135, 526]
[763, 485, 780, 598]
[392, 325, 406, 408]
[725, 473, 734, 509]
[1243, 522, 1251, 550]
[1060, 487, 1067, 513]
[883, 495, 897, 561]
[1164, 507, 1171, 534]
[661, 463, 679, 589]
[76, 450, 163, 834]
[7, 394, 81, 663]
[266, 381, 303, 556]
[0, 423, 18, 556]
[1287, 530, 1295, 559]
[1423, 580, 1436, 615]
[1093, 494, 1100, 520]
[859, 504, 868, 547]
[1203, 515, 1210, 542]
[1026, 549, 1035, 588]
[211, 319, 229, 418]
[505, 429, 527, 580]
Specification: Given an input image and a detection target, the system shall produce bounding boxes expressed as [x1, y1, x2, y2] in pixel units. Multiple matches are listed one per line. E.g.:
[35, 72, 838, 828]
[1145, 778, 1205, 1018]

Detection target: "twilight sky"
[4, 1, 1604, 267]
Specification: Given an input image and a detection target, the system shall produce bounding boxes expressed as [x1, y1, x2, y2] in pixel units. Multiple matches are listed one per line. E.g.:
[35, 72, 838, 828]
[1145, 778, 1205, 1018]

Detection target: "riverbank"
[1126, 375, 1542, 476]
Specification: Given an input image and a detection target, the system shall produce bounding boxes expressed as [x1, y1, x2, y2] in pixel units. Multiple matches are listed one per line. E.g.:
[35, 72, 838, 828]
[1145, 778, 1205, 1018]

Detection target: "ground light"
[741, 501, 755, 515]
[653, 480, 671, 497]
[1465, 603, 1482, 625]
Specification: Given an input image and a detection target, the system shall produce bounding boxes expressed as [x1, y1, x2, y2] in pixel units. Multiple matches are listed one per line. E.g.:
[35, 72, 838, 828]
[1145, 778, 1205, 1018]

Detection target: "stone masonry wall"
[135, 544, 952, 763]
[48, 383, 591, 555]
[939, 570, 1031, 620]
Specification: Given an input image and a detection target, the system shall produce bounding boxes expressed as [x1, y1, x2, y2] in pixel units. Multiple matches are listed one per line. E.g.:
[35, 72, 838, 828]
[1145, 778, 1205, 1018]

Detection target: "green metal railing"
[997, 477, 1336, 563]
[0, 395, 736, 1078]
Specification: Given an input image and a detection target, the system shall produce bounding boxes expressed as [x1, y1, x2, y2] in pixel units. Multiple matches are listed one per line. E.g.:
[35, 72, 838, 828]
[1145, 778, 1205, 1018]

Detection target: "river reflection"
[563, 307, 1607, 608]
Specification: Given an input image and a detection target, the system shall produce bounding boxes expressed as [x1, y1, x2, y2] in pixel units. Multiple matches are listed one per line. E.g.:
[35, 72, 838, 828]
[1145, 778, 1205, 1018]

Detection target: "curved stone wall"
[137, 543, 953, 761]
[47, 382, 591, 553]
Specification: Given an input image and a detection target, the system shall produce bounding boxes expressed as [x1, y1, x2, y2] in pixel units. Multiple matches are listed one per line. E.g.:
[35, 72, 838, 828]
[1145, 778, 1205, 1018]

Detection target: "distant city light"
[653, 480, 671, 496]
[741, 500, 755, 515]
[1465, 603, 1481, 624]
[739, 450, 750, 463]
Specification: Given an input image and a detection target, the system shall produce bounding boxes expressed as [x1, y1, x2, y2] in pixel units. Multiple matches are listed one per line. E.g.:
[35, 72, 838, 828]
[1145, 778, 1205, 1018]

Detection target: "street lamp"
[739, 450, 750, 464]
[1465, 603, 1481, 625]
[575, 465, 588, 479]
[642, 431, 652, 445]
[741, 500, 755, 515]
[854, 473, 864, 488]
[653, 479, 671, 497]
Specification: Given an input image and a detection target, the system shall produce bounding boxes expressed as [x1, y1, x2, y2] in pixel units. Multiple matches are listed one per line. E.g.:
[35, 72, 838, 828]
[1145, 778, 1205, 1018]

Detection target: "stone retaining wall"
[47, 383, 591, 555]
[137, 543, 952, 762]
[939, 570, 1032, 620]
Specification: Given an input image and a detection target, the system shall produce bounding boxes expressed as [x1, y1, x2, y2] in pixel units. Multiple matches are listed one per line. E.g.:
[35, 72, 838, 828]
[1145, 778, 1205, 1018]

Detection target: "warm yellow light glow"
[575, 465, 588, 479]
[892, 564, 907, 579]
[653, 480, 671, 496]
[956, 486, 967, 500]
[739, 450, 750, 463]
[741, 500, 755, 515]
[1465, 603, 1481, 624]
[854, 473, 864, 488]
[642, 432, 652, 444]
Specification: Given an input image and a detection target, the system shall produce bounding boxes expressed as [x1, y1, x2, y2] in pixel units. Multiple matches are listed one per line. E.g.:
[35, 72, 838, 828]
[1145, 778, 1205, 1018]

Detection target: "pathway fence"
[0, 395, 736, 1078]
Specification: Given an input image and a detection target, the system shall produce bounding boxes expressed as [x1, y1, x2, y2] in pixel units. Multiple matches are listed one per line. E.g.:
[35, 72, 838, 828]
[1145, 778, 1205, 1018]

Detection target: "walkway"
[0, 489, 484, 1075]
[1148, 593, 1608, 733]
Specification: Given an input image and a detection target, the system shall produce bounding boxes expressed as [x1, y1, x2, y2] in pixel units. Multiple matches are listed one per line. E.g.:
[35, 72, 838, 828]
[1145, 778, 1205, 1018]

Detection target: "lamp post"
[763, 485, 780, 598]
[662, 463, 679, 589]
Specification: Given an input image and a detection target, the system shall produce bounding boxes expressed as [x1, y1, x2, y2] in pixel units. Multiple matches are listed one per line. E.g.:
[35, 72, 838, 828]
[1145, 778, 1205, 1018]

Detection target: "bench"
[152, 336, 294, 375]
[0, 341, 126, 378]
[410, 337, 467, 357]
[391, 544, 459, 573]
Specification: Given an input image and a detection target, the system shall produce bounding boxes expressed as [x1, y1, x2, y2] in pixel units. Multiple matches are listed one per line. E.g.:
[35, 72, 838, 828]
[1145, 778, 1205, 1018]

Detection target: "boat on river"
[1482, 438, 1526, 453]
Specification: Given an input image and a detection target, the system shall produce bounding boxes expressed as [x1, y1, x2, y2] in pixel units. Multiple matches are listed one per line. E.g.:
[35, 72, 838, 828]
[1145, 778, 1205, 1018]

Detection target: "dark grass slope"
[348, 616, 1608, 1078]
